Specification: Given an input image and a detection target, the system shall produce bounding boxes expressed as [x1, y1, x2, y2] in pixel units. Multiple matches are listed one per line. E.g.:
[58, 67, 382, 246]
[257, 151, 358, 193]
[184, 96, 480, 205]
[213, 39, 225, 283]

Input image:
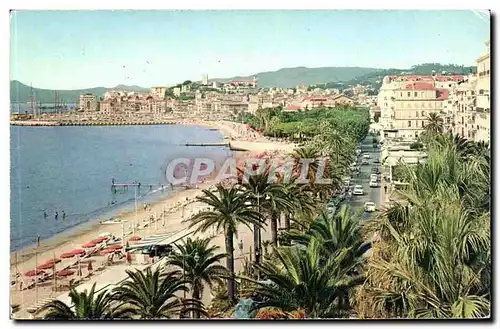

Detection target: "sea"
[10, 124, 231, 251]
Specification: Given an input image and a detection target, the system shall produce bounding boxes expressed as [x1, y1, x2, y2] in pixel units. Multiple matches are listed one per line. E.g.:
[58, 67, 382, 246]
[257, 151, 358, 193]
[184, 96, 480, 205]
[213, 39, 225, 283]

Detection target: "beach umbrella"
[37, 262, 57, 270]
[60, 252, 75, 259]
[82, 242, 97, 248]
[92, 237, 108, 244]
[41, 258, 61, 265]
[24, 269, 45, 277]
[101, 248, 116, 255]
[70, 249, 85, 256]
[129, 236, 142, 242]
[57, 269, 74, 277]
[106, 244, 123, 251]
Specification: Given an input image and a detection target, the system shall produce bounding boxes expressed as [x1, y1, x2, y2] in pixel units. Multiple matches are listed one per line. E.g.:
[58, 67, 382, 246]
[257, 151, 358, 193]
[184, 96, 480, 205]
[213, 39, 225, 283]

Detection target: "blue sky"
[10, 10, 490, 89]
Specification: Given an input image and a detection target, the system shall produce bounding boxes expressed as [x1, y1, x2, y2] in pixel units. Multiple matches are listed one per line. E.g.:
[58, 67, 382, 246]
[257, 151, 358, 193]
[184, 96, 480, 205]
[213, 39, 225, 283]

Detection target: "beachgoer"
[55, 212, 58, 221]
[149, 185, 152, 190]
[143, 202, 147, 211]
[238, 240, 244, 253]
[62, 211, 66, 220]
[384, 185, 388, 193]
[43, 211, 47, 219]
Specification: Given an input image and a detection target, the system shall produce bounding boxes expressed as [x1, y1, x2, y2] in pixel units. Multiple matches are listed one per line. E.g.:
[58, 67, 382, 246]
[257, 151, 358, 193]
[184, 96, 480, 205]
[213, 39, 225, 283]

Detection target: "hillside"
[324, 63, 477, 90]
[211, 66, 383, 88]
[10, 81, 150, 104]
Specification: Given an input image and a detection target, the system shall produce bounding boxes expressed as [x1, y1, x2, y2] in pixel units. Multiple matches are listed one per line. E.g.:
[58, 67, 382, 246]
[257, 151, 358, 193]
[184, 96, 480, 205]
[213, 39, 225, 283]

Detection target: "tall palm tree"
[239, 169, 294, 249]
[37, 283, 127, 319]
[168, 237, 229, 318]
[111, 267, 204, 319]
[189, 185, 262, 302]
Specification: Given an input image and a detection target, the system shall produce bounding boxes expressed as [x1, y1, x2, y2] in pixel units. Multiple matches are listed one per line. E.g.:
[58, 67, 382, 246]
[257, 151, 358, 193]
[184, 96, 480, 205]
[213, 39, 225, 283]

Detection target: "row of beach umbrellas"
[23, 234, 143, 278]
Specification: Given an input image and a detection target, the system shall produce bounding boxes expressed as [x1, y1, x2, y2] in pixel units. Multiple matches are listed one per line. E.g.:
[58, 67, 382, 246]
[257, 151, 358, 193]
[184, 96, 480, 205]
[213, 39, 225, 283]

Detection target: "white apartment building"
[474, 40, 490, 143]
[151, 86, 166, 100]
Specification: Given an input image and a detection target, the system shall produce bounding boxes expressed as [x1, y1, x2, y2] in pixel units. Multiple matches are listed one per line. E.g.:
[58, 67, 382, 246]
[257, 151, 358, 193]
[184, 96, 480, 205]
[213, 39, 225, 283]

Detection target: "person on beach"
[55, 211, 58, 221]
[143, 202, 147, 211]
[43, 211, 47, 219]
[62, 211, 66, 220]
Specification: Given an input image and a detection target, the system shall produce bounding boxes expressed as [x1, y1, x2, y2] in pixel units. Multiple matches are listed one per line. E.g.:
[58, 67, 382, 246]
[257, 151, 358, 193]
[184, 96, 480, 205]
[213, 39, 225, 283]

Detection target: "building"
[99, 100, 117, 114]
[474, 40, 490, 143]
[173, 88, 181, 97]
[202, 74, 209, 86]
[390, 81, 449, 139]
[151, 86, 166, 100]
[79, 93, 97, 111]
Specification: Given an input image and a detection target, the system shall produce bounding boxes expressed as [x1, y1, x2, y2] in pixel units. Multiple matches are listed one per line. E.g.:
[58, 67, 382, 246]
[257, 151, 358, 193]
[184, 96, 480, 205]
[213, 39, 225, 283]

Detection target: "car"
[370, 174, 378, 181]
[353, 185, 364, 195]
[363, 154, 371, 159]
[362, 159, 369, 165]
[364, 202, 376, 212]
[371, 167, 380, 174]
[373, 159, 380, 164]
[369, 180, 378, 187]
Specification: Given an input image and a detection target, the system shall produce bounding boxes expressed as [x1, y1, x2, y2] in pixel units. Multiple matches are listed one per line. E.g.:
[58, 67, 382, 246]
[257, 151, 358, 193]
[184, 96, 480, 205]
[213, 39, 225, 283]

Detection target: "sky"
[10, 10, 490, 90]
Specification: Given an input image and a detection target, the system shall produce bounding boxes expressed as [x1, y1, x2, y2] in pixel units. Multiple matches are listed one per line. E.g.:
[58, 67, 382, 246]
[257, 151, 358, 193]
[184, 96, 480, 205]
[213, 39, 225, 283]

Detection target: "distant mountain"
[211, 66, 383, 88]
[10, 80, 150, 104]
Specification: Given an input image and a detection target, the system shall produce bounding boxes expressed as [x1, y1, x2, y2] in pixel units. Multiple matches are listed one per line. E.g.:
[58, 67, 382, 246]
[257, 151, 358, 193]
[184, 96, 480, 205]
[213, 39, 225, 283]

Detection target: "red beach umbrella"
[37, 262, 57, 270]
[101, 248, 116, 254]
[42, 258, 61, 265]
[128, 236, 142, 242]
[57, 269, 74, 277]
[92, 237, 108, 244]
[82, 242, 97, 248]
[60, 252, 75, 259]
[106, 244, 123, 251]
[24, 269, 45, 277]
[70, 249, 85, 256]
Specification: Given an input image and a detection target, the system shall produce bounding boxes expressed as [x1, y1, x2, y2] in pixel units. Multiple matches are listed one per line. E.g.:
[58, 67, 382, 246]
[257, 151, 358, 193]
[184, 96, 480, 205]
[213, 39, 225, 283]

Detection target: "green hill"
[10, 81, 150, 104]
[211, 66, 383, 88]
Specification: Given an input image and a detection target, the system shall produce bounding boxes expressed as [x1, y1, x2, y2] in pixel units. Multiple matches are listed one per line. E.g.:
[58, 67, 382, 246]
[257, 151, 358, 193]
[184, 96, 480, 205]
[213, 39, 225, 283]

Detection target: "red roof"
[285, 104, 301, 111]
[405, 82, 435, 90]
[303, 97, 328, 102]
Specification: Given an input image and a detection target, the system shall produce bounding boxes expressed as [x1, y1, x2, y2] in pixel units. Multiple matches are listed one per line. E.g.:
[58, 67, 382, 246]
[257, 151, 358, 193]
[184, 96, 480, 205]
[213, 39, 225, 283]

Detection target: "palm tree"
[112, 267, 205, 319]
[239, 169, 294, 249]
[37, 283, 127, 319]
[245, 239, 364, 318]
[168, 237, 229, 318]
[424, 112, 444, 134]
[189, 185, 262, 302]
[359, 134, 490, 319]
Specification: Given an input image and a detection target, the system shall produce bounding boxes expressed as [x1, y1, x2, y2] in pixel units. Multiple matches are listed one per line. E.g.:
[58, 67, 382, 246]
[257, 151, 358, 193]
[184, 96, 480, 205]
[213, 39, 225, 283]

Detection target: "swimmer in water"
[43, 211, 47, 219]
[62, 211, 66, 220]
[55, 212, 58, 221]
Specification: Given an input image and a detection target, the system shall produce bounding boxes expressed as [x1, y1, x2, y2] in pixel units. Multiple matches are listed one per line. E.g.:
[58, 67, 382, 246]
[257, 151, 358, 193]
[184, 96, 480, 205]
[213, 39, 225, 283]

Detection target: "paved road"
[345, 137, 381, 220]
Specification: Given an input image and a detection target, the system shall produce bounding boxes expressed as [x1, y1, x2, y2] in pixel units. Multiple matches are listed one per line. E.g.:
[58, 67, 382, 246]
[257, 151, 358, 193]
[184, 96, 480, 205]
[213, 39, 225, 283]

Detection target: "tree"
[168, 237, 229, 318]
[189, 185, 263, 302]
[359, 134, 490, 319]
[111, 267, 205, 319]
[246, 239, 364, 318]
[424, 112, 444, 134]
[37, 283, 127, 319]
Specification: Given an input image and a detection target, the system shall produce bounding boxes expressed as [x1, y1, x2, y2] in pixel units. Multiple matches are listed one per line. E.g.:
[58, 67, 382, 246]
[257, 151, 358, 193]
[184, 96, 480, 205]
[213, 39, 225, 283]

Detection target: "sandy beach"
[10, 120, 295, 319]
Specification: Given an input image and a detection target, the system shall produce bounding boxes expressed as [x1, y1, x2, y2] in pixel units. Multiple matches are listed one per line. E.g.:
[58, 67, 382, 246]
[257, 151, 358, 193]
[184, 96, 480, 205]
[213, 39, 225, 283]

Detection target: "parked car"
[353, 185, 364, 195]
[369, 180, 378, 188]
[364, 202, 376, 212]
[363, 153, 371, 159]
[370, 174, 378, 181]
[373, 158, 380, 164]
[362, 159, 369, 165]
[371, 167, 380, 174]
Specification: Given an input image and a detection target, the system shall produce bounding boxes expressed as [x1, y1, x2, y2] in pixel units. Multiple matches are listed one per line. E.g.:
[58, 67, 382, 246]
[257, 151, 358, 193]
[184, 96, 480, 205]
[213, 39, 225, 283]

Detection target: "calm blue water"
[10, 125, 230, 251]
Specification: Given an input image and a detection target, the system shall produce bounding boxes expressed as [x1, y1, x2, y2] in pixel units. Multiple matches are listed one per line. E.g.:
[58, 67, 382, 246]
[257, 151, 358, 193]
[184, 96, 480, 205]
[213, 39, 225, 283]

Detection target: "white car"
[363, 154, 371, 159]
[364, 202, 376, 212]
[369, 180, 378, 187]
[352, 185, 364, 195]
[370, 174, 378, 181]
